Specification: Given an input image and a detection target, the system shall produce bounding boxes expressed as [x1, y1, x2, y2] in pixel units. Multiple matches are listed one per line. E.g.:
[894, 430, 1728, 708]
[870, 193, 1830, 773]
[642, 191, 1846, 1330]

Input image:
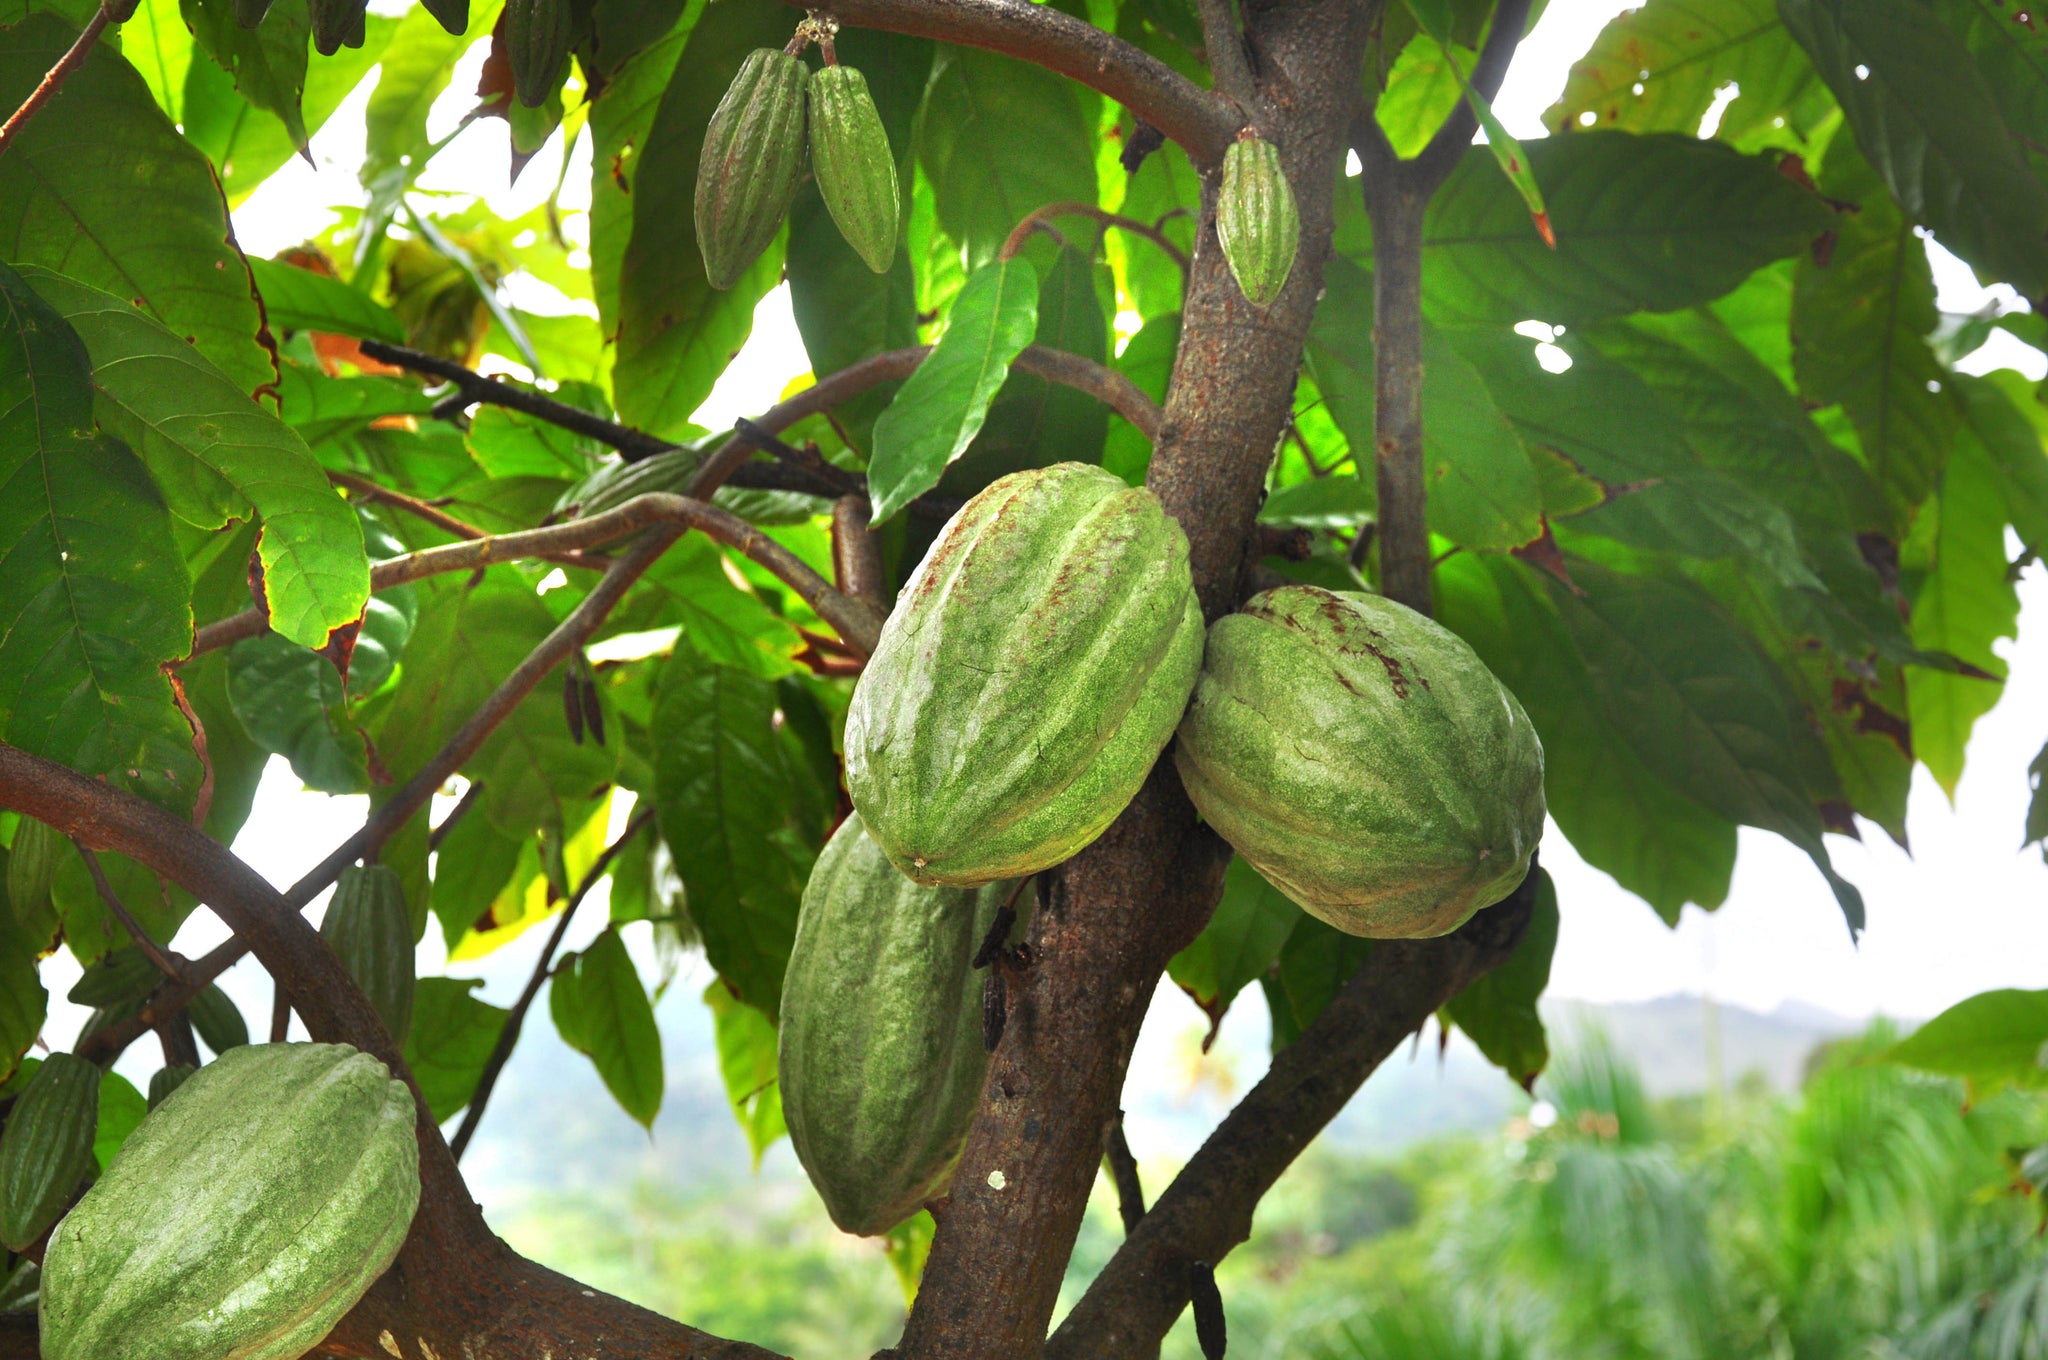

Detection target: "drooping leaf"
[180, 0, 311, 152]
[124, 0, 195, 122]
[1402, 0, 1548, 241]
[1276, 914, 1374, 1033]
[21, 266, 370, 648]
[1445, 865, 1558, 1091]
[403, 976, 510, 1122]
[1963, 369, 2048, 555]
[359, 0, 505, 214]
[0, 262, 200, 812]
[428, 810, 525, 950]
[247, 257, 406, 343]
[1374, 35, 1473, 158]
[703, 978, 785, 1167]
[0, 914, 47, 1085]
[0, 17, 274, 395]
[1103, 311, 1179, 485]
[867, 256, 1040, 524]
[1780, 0, 2048, 297]
[1168, 857, 1302, 1044]
[1889, 988, 2048, 1092]
[91, 1070, 146, 1171]
[551, 927, 664, 1127]
[588, 0, 698, 340]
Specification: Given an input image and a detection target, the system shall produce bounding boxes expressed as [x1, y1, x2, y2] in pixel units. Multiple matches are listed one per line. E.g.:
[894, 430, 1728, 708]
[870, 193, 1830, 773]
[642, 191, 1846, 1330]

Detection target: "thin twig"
[449, 808, 654, 1161]
[358, 340, 677, 460]
[73, 843, 183, 979]
[997, 202, 1190, 274]
[330, 471, 606, 572]
[0, 3, 112, 161]
[428, 779, 486, 852]
[1106, 1112, 1147, 1233]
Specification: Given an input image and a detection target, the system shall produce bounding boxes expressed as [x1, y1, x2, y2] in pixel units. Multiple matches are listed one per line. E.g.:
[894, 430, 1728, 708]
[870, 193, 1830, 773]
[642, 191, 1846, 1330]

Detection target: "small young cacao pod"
[187, 984, 249, 1055]
[145, 1066, 195, 1110]
[780, 814, 1017, 1236]
[66, 948, 157, 1009]
[40, 1044, 420, 1360]
[6, 818, 56, 930]
[808, 64, 899, 274]
[1174, 586, 1545, 939]
[846, 463, 1203, 886]
[695, 48, 809, 291]
[504, 0, 572, 110]
[322, 865, 416, 1045]
[308, 0, 368, 55]
[0, 1054, 99, 1252]
[1216, 135, 1299, 308]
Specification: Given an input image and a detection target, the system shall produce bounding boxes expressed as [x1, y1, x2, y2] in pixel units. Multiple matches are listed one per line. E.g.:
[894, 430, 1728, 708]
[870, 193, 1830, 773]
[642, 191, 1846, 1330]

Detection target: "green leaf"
[1276, 914, 1374, 1033]
[1889, 988, 2048, 1091]
[247, 257, 405, 343]
[359, 0, 505, 211]
[0, 262, 200, 812]
[0, 915, 47, 1085]
[1545, 0, 1823, 144]
[610, 0, 790, 437]
[1374, 35, 1473, 159]
[588, 0, 697, 343]
[650, 646, 817, 1020]
[1780, 0, 2048, 296]
[1906, 437, 2017, 797]
[1401, 0, 1548, 241]
[1445, 866, 1557, 1091]
[703, 978, 784, 1168]
[867, 257, 1041, 524]
[1113, 130, 1199, 325]
[1168, 857, 1302, 1042]
[403, 977, 510, 1123]
[122, 0, 195, 122]
[90, 1070, 146, 1172]
[1103, 311, 1179, 485]
[1791, 144, 1959, 518]
[428, 811, 524, 950]
[883, 1211, 937, 1306]
[608, 536, 804, 678]
[551, 927, 664, 1128]
[1419, 131, 1829, 326]
[20, 267, 370, 648]
[1259, 474, 1375, 529]
[1962, 369, 2048, 555]
[181, 0, 310, 151]
[2027, 739, 2048, 851]
[0, 16, 274, 396]
[917, 45, 1099, 265]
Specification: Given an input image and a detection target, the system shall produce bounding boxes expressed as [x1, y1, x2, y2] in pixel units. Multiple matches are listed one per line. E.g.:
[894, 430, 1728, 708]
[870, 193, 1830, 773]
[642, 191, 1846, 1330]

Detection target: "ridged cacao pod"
[40, 1044, 420, 1360]
[322, 865, 415, 1045]
[308, 0, 367, 55]
[145, 1066, 194, 1110]
[556, 444, 705, 519]
[187, 984, 249, 1055]
[6, 819, 56, 931]
[0, 1054, 98, 1252]
[846, 463, 1203, 886]
[1174, 586, 1545, 938]
[504, 0, 571, 110]
[780, 814, 1014, 1235]
[66, 949, 156, 1008]
[695, 48, 809, 290]
[809, 64, 899, 274]
[1216, 136, 1299, 308]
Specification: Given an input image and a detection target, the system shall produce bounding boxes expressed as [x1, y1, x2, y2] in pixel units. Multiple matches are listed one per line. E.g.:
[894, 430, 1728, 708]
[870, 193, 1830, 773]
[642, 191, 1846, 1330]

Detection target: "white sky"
[173, 0, 2048, 1041]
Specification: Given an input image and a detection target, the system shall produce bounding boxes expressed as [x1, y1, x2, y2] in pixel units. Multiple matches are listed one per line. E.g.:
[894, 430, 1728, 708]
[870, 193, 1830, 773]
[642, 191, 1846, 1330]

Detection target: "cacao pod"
[779, 814, 1016, 1235]
[0, 1054, 98, 1252]
[695, 48, 809, 291]
[504, 0, 571, 110]
[417, 0, 466, 35]
[66, 949, 156, 1009]
[1173, 585, 1544, 938]
[308, 0, 367, 55]
[846, 463, 1203, 885]
[40, 1044, 420, 1360]
[187, 984, 249, 1055]
[322, 865, 415, 1045]
[6, 819, 56, 931]
[556, 444, 705, 519]
[808, 64, 899, 274]
[145, 1066, 194, 1110]
[1216, 135, 1299, 308]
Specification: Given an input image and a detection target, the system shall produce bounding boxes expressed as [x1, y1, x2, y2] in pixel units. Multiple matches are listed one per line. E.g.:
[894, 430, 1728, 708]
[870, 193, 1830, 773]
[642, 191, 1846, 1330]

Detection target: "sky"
[68, 0, 2041, 1085]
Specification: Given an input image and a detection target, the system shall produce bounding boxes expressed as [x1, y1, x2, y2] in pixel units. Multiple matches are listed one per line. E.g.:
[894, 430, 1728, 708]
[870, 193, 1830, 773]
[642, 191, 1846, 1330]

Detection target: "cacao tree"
[0, 0, 2043, 1354]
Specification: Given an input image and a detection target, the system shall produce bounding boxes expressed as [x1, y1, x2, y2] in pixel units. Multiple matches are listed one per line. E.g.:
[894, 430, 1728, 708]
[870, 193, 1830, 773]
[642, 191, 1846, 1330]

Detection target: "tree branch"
[0, 3, 111, 163]
[785, 0, 1240, 165]
[1194, 0, 1254, 105]
[74, 843, 183, 979]
[1409, 0, 1534, 192]
[1046, 884, 1536, 1360]
[449, 809, 654, 1162]
[329, 471, 607, 573]
[999, 202, 1190, 274]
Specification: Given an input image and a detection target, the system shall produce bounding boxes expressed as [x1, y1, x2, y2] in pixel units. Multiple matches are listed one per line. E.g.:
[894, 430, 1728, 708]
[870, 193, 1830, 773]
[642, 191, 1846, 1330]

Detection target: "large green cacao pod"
[779, 814, 1011, 1235]
[846, 463, 1204, 885]
[504, 0, 571, 109]
[66, 948, 156, 1008]
[0, 1055, 99, 1252]
[322, 865, 415, 1045]
[307, 0, 367, 55]
[1174, 586, 1544, 938]
[187, 984, 249, 1055]
[40, 1044, 420, 1360]
[695, 48, 809, 291]
[1216, 136, 1299, 308]
[809, 64, 899, 274]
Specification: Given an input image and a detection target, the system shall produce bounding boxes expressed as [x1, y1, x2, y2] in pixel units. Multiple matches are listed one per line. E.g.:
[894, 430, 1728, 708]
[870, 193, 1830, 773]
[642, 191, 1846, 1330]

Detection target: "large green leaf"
[704, 978, 785, 1168]
[650, 646, 819, 1021]
[1889, 988, 2048, 1092]
[0, 17, 273, 395]
[246, 257, 405, 343]
[1167, 858, 1302, 1041]
[610, 0, 790, 437]
[1445, 866, 1558, 1091]
[22, 267, 369, 647]
[1791, 145, 1959, 519]
[1545, 0, 1823, 143]
[0, 262, 199, 811]
[550, 927, 664, 1127]
[1420, 131, 1829, 326]
[0, 910, 47, 1085]
[1375, 35, 1472, 159]
[1276, 915, 1374, 1034]
[867, 257, 1040, 524]
[181, 0, 310, 151]
[122, 0, 195, 122]
[359, 0, 504, 211]
[917, 44, 1099, 265]
[404, 976, 509, 1122]
[1906, 438, 2017, 797]
[588, 0, 698, 340]
[1113, 126, 1199, 325]
[1963, 369, 2048, 556]
[1779, 0, 2048, 296]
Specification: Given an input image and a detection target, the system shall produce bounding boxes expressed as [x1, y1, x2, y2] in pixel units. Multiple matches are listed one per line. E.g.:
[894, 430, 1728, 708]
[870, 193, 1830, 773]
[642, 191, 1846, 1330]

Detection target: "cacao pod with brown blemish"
[504, 0, 572, 110]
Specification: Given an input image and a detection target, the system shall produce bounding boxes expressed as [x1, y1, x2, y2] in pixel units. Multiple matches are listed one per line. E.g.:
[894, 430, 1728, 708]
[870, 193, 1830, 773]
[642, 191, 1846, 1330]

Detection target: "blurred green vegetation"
[496, 1023, 2048, 1359]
